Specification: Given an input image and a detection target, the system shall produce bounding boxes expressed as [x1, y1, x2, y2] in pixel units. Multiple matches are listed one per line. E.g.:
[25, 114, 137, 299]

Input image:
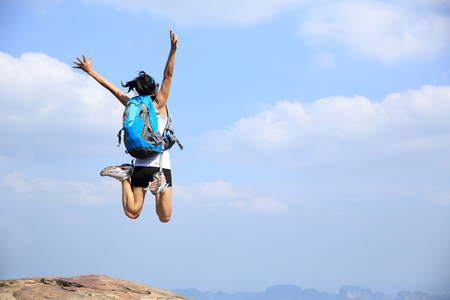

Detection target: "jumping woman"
[73, 29, 178, 222]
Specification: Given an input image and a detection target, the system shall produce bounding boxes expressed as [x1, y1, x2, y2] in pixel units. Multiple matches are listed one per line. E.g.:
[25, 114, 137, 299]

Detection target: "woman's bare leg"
[155, 187, 172, 223]
[121, 179, 146, 219]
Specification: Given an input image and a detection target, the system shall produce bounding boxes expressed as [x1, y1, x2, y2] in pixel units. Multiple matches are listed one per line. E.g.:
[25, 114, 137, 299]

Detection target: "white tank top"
[134, 103, 171, 169]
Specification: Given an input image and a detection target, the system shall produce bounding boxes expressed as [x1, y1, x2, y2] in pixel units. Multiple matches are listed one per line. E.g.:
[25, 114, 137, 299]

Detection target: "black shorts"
[130, 166, 172, 188]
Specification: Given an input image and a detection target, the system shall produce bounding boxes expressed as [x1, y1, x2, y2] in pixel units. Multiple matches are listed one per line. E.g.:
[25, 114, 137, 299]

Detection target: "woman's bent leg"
[155, 187, 172, 223]
[121, 180, 146, 219]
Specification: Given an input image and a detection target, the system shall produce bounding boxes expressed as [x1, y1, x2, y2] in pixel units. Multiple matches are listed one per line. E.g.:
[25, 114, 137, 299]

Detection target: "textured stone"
[0, 274, 191, 300]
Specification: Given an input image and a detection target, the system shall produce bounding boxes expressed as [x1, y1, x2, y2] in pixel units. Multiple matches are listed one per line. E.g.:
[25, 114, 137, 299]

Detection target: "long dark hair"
[122, 71, 157, 96]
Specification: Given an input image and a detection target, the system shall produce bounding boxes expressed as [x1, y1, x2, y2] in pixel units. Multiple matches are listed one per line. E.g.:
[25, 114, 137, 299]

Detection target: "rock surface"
[0, 274, 191, 300]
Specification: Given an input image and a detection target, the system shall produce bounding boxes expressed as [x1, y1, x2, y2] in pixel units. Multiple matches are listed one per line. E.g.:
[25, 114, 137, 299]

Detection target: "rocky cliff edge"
[0, 274, 191, 300]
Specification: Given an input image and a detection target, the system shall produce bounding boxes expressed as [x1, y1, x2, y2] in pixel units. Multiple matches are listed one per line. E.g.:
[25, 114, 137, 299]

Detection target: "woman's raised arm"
[73, 54, 130, 106]
[154, 30, 177, 111]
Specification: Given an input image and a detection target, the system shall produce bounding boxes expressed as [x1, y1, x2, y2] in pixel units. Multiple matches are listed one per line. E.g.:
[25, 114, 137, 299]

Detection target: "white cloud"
[312, 51, 335, 68]
[299, 0, 450, 63]
[173, 180, 239, 203]
[202, 85, 450, 169]
[88, 0, 305, 26]
[173, 180, 288, 214]
[84, 0, 450, 62]
[199, 180, 237, 199]
[0, 52, 124, 162]
[203, 100, 312, 162]
[0, 171, 119, 206]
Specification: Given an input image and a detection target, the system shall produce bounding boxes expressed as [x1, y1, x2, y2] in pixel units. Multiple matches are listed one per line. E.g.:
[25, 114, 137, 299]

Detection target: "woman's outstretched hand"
[73, 54, 93, 74]
[170, 29, 177, 52]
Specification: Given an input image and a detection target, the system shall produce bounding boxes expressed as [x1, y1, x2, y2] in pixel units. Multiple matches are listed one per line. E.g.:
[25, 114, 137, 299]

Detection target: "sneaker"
[146, 171, 169, 195]
[100, 164, 133, 181]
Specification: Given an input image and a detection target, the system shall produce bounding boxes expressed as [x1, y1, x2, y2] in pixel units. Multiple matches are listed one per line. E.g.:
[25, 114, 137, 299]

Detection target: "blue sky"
[1, 0, 450, 295]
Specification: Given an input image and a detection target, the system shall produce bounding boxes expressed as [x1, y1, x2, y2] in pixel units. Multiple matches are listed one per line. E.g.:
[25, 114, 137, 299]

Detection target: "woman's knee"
[158, 214, 171, 223]
[125, 211, 141, 219]
[124, 204, 143, 219]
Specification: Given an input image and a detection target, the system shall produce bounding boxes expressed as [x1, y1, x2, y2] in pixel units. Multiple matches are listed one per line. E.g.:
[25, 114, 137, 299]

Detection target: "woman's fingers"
[73, 54, 91, 69]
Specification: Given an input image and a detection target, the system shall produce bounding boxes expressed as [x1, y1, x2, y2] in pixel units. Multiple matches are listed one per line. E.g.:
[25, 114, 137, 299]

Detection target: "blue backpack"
[117, 95, 183, 159]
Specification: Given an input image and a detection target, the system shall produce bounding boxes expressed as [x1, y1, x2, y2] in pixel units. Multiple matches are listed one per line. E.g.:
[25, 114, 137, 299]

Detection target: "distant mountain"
[338, 286, 386, 300]
[394, 290, 450, 300]
[174, 285, 450, 300]
[174, 284, 330, 300]
[258, 285, 332, 300]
